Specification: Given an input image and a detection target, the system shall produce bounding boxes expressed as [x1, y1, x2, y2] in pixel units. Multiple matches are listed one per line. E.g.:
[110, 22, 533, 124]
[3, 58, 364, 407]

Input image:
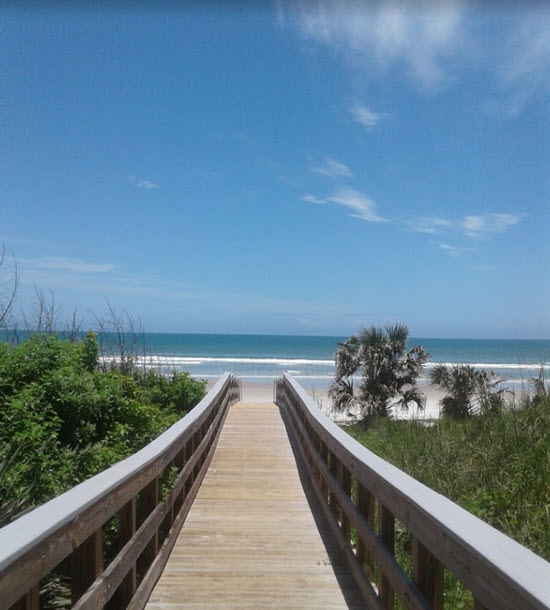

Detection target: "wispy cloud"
[478, 10, 550, 118]
[497, 11, 550, 115]
[301, 194, 326, 204]
[18, 256, 371, 323]
[285, 1, 465, 89]
[328, 188, 386, 222]
[459, 213, 524, 237]
[193, 169, 218, 180]
[406, 216, 452, 235]
[404, 211, 524, 257]
[311, 157, 353, 178]
[302, 188, 386, 223]
[437, 242, 478, 257]
[20, 257, 115, 273]
[350, 103, 385, 130]
[129, 176, 159, 190]
[284, 3, 550, 115]
[406, 212, 524, 239]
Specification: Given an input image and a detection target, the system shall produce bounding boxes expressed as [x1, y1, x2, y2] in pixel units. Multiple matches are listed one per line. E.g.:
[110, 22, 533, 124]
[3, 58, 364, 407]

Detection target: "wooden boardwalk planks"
[145, 402, 365, 609]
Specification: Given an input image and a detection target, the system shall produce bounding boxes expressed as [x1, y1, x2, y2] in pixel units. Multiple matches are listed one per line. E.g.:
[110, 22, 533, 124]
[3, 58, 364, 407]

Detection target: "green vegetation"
[0, 331, 206, 526]
[330, 324, 428, 418]
[345, 389, 550, 606]
[430, 363, 506, 418]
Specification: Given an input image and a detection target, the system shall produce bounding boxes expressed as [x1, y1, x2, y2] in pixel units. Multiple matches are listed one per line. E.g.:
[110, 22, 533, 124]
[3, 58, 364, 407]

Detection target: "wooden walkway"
[3, 375, 549, 609]
[145, 402, 364, 609]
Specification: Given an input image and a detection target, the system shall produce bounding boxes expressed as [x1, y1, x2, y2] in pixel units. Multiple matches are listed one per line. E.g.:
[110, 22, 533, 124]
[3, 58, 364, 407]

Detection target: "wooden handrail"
[275, 373, 550, 610]
[0, 373, 241, 610]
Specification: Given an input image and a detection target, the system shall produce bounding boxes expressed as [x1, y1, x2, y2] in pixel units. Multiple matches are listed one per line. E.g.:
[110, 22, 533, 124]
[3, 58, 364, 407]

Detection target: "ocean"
[107, 333, 550, 390]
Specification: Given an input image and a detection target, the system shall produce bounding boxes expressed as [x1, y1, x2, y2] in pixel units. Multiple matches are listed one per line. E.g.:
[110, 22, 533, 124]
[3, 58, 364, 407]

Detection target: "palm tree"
[429, 364, 505, 418]
[329, 324, 428, 419]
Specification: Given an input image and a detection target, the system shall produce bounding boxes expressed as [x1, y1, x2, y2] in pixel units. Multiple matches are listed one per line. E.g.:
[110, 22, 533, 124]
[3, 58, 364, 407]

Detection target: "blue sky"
[1, 3, 549, 338]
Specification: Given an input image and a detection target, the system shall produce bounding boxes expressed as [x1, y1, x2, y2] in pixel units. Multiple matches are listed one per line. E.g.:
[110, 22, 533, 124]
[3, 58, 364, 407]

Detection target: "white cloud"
[301, 194, 326, 204]
[350, 103, 385, 129]
[129, 176, 159, 190]
[301, 188, 386, 222]
[311, 157, 353, 177]
[405, 212, 524, 240]
[459, 213, 524, 237]
[285, 3, 550, 114]
[327, 188, 386, 222]
[438, 242, 456, 252]
[20, 257, 115, 273]
[437, 242, 477, 257]
[286, 1, 466, 88]
[406, 216, 452, 234]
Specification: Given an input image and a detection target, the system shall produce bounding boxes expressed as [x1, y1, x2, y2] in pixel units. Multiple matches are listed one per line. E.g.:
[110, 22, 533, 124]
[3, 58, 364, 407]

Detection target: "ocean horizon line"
[2, 330, 549, 342]
[112, 331, 550, 342]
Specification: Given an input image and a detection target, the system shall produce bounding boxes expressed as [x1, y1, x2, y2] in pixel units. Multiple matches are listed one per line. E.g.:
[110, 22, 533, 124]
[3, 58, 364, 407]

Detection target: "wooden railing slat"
[9, 586, 39, 610]
[328, 450, 338, 519]
[377, 504, 395, 609]
[111, 498, 137, 609]
[173, 448, 185, 514]
[412, 537, 444, 609]
[340, 464, 352, 542]
[72, 529, 103, 605]
[137, 477, 159, 578]
[356, 482, 376, 581]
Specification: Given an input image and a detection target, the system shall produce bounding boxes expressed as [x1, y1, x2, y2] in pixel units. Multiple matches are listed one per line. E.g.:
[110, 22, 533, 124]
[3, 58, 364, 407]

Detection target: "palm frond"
[358, 325, 385, 347]
[396, 387, 426, 412]
[429, 363, 451, 388]
[432, 364, 505, 419]
[385, 323, 409, 345]
[328, 377, 356, 413]
[334, 340, 360, 378]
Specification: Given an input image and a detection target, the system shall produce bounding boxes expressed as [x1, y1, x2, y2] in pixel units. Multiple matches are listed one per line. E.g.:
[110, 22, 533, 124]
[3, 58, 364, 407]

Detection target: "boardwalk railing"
[275, 373, 550, 610]
[0, 373, 240, 610]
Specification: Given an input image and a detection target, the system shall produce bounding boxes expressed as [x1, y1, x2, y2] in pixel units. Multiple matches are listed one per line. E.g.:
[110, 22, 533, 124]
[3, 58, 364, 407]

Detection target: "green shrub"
[0, 333, 206, 524]
[135, 369, 207, 413]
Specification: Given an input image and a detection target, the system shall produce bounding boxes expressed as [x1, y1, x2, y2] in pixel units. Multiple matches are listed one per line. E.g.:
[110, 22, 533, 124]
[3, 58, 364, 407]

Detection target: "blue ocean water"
[116, 333, 550, 387]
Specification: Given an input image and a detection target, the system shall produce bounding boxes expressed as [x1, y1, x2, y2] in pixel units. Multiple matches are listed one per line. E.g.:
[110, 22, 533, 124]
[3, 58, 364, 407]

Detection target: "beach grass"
[344, 391, 550, 606]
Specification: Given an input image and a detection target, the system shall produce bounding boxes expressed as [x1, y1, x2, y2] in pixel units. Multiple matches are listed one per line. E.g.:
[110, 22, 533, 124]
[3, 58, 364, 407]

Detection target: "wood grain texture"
[145, 402, 365, 609]
[111, 498, 137, 609]
[72, 529, 103, 605]
[412, 538, 443, 610]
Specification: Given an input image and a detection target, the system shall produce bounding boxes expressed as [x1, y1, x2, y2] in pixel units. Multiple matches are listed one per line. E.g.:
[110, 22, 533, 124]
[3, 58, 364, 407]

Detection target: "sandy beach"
[207, 377, 449, 422]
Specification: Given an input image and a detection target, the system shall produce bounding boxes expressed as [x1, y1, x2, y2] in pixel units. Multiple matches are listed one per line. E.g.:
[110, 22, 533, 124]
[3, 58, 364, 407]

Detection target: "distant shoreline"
[206, 377, 532, 422]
